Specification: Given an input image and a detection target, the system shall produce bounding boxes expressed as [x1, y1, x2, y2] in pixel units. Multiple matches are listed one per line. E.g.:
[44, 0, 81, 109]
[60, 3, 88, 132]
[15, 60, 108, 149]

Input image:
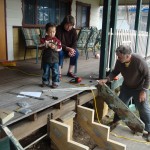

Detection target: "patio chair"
[40, 28, 46, 38]
[21, 28, 43, 63]
[77, 27, 92, 59]
[86, 26, 99, 58]
[94, 29, 102, 52]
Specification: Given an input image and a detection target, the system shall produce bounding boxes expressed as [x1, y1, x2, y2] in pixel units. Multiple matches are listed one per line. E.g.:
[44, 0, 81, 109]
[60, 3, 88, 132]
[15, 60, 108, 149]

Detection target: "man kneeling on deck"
[98, 45, 150, 142]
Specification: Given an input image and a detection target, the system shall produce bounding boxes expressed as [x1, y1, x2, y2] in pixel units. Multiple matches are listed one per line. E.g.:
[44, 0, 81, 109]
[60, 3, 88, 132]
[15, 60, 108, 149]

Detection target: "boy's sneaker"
[41, 83, 49, 87]
[51, 84, 58, 89]
[67, 72, 76, 78]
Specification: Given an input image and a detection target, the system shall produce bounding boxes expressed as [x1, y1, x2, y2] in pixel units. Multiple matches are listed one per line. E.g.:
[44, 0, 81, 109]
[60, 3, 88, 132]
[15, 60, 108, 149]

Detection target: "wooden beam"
[77, 105, 126, 150]
[95, 95, 108, 119]
[59, 111, 76, 139]
[50, 120, 89, 150]
[78, 90, 98, 105]
[28, 113, 37, 121]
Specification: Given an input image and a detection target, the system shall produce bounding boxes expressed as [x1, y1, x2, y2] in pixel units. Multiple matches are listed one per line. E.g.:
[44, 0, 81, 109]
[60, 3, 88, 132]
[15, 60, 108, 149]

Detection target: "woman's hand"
[67, 47, 76, 57]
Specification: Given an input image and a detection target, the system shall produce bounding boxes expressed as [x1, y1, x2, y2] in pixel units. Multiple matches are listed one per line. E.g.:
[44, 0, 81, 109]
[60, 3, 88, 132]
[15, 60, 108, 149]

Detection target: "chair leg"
[85, 48, 89, 60]
[92, 47, 96, 57]
[24, 48, 27, 60]
[74, 61, 77, 74]
[36, 45, 38, 63]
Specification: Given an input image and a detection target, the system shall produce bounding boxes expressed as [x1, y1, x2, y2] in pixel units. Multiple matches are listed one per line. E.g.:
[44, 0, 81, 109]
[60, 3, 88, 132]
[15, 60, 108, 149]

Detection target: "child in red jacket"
[41, 23, 62, 88]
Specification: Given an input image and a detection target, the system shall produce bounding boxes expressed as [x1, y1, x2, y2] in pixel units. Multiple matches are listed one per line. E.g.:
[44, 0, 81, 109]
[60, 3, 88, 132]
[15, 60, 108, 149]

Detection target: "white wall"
[6, 0, 22, 60]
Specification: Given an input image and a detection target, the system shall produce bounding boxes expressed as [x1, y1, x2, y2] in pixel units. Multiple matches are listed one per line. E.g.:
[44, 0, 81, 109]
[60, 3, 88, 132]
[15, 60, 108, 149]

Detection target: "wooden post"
[59, 111, 76, 139]
[95, 96, 108, 120]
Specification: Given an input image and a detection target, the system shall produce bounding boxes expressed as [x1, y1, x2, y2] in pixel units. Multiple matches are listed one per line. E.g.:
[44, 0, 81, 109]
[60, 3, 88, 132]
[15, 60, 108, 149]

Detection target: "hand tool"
[46, 95, 58, 100]
[69, 77, 82, 83]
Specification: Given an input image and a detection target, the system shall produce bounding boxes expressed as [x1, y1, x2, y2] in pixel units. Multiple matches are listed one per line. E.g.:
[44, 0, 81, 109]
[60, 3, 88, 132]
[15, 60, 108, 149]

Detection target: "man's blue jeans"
[114, 85, 150, 132]
[59, 49, 79, 68]
[42, 63, 59, 85]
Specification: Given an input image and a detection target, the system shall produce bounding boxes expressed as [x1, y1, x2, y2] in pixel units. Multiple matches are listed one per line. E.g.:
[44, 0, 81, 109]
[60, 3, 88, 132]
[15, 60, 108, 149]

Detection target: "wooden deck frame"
[9, 90, 98, 140]
[77, 105, 126, 150]
[50, 120, 89, 150]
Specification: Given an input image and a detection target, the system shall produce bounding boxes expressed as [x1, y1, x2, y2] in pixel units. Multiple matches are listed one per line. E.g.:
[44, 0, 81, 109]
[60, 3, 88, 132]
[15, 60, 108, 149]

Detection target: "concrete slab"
[109, 123, 150, 150]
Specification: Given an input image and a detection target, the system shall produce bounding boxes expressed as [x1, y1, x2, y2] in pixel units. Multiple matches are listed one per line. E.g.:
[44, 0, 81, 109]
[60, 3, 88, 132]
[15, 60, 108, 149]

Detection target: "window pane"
[23, 0, 71, 26]
[76, 5, 82, 27]
[60, 1, 70, 23]
[82, 7, 88, 27]
[76, 3, 90, 28]
[37, 0, 57, 25]
[24, 0, 36, 24]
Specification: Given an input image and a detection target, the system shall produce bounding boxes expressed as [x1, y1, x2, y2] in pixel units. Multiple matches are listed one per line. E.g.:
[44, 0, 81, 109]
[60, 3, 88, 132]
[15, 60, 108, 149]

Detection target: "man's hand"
[67, 47, 76, 57]
[97, 79, 108, 85]
[139, 91, 146, 102]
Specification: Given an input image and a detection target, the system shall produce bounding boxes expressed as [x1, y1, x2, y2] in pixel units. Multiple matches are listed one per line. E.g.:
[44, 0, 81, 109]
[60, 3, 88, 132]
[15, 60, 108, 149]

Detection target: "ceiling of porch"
[99, 0, 150, 6]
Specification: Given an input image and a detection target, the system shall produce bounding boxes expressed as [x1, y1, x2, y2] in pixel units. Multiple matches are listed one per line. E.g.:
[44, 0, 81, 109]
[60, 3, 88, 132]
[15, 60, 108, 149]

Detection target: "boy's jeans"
[42, 63, 59, 85]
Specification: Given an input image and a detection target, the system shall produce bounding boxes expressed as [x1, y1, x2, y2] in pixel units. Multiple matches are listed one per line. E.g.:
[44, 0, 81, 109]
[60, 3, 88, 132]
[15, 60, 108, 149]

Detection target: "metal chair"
[21, 28, 42, 63]
[77, 27, 92, 59]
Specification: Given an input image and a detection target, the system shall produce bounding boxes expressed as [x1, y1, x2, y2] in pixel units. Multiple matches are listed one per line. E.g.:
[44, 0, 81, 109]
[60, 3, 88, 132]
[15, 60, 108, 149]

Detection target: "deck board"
[0, 53, 99, 126]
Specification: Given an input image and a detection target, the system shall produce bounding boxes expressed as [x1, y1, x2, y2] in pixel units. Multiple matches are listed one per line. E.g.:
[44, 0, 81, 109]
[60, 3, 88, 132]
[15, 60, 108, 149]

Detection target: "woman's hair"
[45, 22, 56, 32]
[61, 15, 75, 26]
[116, 45, 132, 55]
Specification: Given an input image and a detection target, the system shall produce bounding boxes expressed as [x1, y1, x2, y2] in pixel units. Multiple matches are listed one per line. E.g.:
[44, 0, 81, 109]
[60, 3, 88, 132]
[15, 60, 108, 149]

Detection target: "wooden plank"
[59, 111, 76, 139]
[28, 113, 37, 121]
[97, 84, 145, 133]
[0, 109, 14, 124]
[50, 120, 89, 150]
[77, 105, 126, 150]
[78, 90, 98, 105]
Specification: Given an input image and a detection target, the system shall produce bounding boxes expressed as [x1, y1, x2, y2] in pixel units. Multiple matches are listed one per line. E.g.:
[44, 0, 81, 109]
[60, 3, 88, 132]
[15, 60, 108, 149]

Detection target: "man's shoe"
[109, 121, 119, 131]
[147, 133, 150, 142]
[143, 132, 150, 142]
[41, 83, 49, 87]
[67, 72, 76, 78]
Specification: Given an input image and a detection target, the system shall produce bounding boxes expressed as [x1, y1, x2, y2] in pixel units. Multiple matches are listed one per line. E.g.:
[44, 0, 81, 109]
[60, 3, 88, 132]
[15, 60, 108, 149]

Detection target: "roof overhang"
[99, 0, 150, 6]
